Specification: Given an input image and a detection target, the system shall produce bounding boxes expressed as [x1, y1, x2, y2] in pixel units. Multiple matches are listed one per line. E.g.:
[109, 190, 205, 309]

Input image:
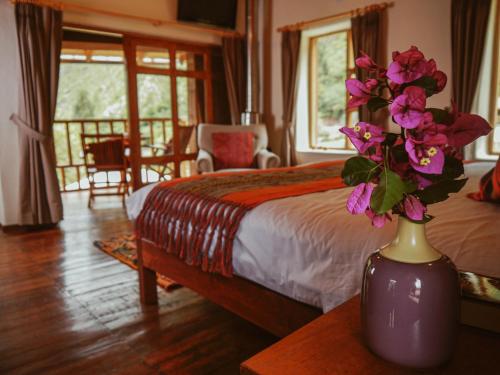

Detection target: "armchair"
[196, 124, 280, 173]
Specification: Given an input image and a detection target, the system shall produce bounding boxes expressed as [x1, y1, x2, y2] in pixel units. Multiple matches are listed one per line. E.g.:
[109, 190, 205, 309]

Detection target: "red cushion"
[211, 132, 255, 170]
[467, 156, 500, 203]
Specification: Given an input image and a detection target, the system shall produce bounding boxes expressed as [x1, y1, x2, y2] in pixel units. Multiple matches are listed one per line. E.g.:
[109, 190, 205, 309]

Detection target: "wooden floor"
[0, 193, 277, 375]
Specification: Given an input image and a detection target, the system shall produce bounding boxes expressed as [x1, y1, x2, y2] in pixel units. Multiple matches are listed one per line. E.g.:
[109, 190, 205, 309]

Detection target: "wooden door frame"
[123, 35, 214, 190]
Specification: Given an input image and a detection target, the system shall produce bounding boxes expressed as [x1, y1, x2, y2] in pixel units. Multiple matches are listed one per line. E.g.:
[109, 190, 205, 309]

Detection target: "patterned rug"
[93, 234, 181, 291]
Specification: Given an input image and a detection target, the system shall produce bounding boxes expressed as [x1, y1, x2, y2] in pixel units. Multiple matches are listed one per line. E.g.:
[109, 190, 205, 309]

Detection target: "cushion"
[467, 156, 500, 203]
[211, 132, 255, 170]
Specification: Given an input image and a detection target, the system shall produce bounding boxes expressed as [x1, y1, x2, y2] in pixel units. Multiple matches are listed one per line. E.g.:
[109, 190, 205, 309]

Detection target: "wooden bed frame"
[137, 238, 322, 337]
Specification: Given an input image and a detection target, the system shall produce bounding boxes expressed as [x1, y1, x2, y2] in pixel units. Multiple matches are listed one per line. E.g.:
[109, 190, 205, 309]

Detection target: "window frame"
[488, 1, 500, 155]
[307, 28, 355, 151]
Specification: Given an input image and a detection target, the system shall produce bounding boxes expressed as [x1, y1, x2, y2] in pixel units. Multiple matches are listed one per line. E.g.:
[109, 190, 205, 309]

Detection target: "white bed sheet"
[127, 162, 500, 312]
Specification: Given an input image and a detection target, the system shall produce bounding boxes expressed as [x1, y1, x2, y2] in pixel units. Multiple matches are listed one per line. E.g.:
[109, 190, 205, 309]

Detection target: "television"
[177, 0, 238, 30]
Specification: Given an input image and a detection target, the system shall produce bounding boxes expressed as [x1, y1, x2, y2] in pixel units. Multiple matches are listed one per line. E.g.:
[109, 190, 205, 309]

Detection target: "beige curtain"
[280, 30, 301, 167]
[10, 3, 63, 225]
[351, 8, 388, 124]
[222, 36, 246, 125]
[451, 0, 491, 112]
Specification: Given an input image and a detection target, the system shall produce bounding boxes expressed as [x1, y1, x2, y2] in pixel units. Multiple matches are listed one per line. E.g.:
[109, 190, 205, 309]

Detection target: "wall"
[269, 0, 452, 163]
[0, 0, 20, 226]
[61, 0, 245, 44]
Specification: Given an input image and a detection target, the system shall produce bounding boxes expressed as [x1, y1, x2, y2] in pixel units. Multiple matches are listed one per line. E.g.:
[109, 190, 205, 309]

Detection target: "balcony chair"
[81, 133, 129, 208]
[196, 123, 280, 173]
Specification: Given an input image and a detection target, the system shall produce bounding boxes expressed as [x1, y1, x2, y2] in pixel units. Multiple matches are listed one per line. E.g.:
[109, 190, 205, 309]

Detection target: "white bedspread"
[127, 162, 500, 312]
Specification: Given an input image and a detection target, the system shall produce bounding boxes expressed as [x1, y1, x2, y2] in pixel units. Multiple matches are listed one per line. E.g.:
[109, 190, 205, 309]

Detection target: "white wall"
[270, 0, 452, 163]
[0, 0, 20, 226]
[61, 0, 245, 44]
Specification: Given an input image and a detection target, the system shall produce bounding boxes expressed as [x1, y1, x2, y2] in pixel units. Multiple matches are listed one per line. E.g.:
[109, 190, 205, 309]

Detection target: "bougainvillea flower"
[414, 173, 433, 189]
[432, 70, 447, 92]
[355, 52, 379, 71]
[346, 183, 375, 214]
[345, 79, 378, 108]
[390, 86, 427, 128]
[405, 137, 445, 174]
[445, 113, 492, 148]
[387, 46, 428, 84]
[404, 195, 426, 221]
[340, 122, 385, 154]
[365, 208, 392, 228]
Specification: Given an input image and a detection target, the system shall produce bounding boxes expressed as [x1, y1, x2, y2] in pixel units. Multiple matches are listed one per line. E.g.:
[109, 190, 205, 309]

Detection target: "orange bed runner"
[136, 161, 345, 276]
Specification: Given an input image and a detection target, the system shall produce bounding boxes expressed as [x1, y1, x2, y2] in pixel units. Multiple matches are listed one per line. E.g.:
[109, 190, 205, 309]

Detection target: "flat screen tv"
[177, 0, 238, 30]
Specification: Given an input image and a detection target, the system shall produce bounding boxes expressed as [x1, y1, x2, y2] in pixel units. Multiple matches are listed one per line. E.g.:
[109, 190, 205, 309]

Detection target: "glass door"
[124, 37, 213, 189]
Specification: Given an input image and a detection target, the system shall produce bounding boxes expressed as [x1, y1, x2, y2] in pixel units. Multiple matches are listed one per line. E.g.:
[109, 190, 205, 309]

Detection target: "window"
[309, 30, 356, 150]
[296, 19, 356, 153]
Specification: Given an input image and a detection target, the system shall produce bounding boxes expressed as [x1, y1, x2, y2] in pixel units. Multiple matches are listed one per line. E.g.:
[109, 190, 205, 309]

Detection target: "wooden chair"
[81, 133, 129, 208]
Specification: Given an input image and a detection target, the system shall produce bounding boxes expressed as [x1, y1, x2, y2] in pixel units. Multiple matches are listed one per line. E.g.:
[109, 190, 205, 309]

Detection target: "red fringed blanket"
[136, 161, 345, 276]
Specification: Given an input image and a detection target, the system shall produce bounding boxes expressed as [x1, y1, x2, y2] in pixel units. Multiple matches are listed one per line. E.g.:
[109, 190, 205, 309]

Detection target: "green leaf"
[341, 157, 379, 186]
[370, 169, 408, 214]
[402, 76, 437, 97]
[382, 133, 399, 147]
[367, 97, 390, 112]
[391, 144, 409, 163]
[414, 178, 468, 204]
[426, 108, 453, 125]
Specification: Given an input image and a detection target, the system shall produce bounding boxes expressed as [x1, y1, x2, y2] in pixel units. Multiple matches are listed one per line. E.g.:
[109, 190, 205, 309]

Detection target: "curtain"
[209, 46, 232, 124]
[10, 3, 63, 225]
[451, 0, 491, 113]
[280, 30, 301, 167]
[351, 8, 388, 124]
[222, 36, 246, 125]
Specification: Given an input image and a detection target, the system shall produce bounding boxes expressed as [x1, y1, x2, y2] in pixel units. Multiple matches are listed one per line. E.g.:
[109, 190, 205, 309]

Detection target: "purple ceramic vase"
[361, 217, 460, 368]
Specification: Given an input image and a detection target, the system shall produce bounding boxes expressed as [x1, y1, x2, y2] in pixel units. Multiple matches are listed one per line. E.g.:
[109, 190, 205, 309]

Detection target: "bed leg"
[136, 239, 158, 305]
[139, 264, 158, 305]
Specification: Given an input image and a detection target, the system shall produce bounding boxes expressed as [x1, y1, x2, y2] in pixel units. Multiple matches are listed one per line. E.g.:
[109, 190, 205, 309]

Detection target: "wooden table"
[241, 295, 500, 375]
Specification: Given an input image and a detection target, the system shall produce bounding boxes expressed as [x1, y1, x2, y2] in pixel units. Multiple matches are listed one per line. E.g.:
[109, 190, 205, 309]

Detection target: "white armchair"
[196, 123, 281, 173]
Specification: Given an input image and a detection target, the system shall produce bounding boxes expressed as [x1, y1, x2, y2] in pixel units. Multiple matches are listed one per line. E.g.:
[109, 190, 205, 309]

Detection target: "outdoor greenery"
[313, 31, 349, 148]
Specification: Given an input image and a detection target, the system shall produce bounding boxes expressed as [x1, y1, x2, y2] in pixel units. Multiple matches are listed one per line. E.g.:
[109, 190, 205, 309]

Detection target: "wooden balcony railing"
[54, 117, 179, 192]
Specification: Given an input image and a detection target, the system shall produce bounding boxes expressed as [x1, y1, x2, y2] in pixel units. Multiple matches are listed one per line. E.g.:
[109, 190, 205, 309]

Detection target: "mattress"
[127, 162, 500, 312]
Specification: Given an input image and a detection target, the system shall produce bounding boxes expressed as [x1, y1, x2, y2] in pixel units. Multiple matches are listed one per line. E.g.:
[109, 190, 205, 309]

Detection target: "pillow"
[467, 156, 500, 203]
[211, 131, 255, 170]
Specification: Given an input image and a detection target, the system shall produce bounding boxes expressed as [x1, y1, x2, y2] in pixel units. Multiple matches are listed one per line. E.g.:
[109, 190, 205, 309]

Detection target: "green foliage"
[426, 107, 453, 125]
[72, 90, 95, 119]
[421, 156, 464, 182]
[367, 97, 389, 112]
[370, 169, 413, 214]
[341, 157, 379, 186]
[414, 178, 468, 204]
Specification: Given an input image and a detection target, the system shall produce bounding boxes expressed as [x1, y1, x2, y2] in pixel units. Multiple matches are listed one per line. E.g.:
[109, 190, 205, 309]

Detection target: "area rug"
[93, 234, 181, 292]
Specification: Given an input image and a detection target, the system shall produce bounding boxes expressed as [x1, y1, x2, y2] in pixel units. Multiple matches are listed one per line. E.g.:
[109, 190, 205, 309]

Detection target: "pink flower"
[355, 52, 379, 71]
[445, 113, 492, 148]
[387, 46, 428, 84]
[403, 195, 426, 221]
[405, 136, 445, 174]
[347, 183, 375, 214]
[390, 86, 427, 129]
[365, 208, 392, 228]
[345, 79, 378, 108]
[340, 122, 385, 154]
[432, 71, 447, 92]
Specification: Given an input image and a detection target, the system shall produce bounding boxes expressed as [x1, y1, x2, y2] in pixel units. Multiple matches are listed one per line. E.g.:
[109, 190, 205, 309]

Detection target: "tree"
[72, 90, 95, 119]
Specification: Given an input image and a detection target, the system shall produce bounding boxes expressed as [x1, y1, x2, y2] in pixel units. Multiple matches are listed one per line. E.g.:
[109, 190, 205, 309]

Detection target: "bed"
[128, 161, 500, 336]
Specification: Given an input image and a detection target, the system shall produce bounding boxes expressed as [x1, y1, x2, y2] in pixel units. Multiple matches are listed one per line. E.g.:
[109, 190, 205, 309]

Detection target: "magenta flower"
[355, 52, 379, 71]
[340, 122, 385, 154]
[365, 208, 392, 228]
[346, 183, 375, 214]
[345, 79, 378, 108]
[405, 137, 445, 174]
[445, 113, 492, 148]
[390, 86, 427, 129]
[387, 46, 428, 84]
[403, 195, 426, 221]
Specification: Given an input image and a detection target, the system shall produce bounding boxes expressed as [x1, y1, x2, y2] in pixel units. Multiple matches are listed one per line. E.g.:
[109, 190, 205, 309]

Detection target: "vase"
[361, 216, 460, 368]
